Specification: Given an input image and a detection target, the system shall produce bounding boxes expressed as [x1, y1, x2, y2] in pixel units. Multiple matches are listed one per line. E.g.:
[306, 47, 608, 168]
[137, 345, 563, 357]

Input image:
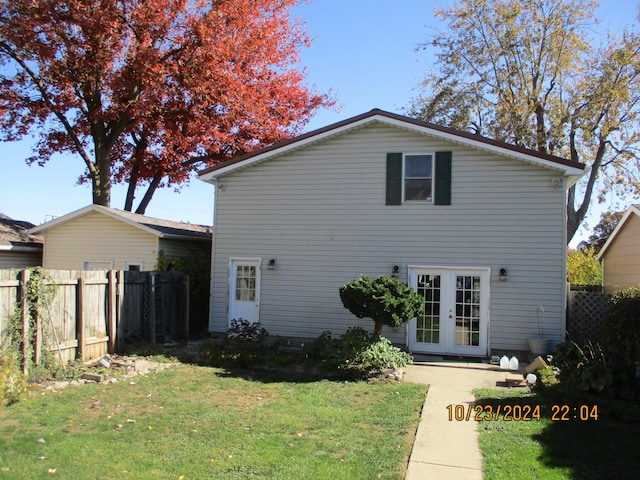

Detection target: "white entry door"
[408, 267, 489, 356]
[228, 258, 261, 325]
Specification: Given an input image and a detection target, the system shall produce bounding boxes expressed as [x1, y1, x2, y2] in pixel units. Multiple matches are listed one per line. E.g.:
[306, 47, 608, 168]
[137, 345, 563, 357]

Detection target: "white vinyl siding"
[41, 212, 160, 271]
[209, 123, 567, 351]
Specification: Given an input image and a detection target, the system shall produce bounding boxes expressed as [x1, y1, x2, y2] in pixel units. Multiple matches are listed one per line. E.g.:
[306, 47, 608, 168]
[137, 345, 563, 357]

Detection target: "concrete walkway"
[403, 360, 513, 480]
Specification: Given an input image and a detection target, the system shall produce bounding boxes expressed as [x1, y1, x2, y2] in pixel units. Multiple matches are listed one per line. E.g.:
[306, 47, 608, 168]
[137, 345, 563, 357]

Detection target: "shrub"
[303, 331, 336, 362]
[0, 354, 28, 406]
[339, 275, 423, 338]
[553, 340, 612, 395]
[226, 318, 268, 349]
[354, 337, 413, 372]
[601, 287, 640, 366]
[336, 329, 412, 375]
[535, 365, 560, 390]
[601, 287, 640, 399]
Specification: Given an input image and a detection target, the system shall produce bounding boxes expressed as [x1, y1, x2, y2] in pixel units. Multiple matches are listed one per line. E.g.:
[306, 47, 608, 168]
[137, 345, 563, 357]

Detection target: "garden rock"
[34, 355, 176, 393]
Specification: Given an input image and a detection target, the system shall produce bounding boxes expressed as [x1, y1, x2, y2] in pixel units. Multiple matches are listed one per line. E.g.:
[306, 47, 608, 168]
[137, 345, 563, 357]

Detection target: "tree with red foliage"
[0, 0, 333, 213]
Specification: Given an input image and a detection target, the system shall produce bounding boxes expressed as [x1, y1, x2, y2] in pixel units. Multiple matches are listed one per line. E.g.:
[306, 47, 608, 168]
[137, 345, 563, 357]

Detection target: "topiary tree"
[339, 275, 423, 339]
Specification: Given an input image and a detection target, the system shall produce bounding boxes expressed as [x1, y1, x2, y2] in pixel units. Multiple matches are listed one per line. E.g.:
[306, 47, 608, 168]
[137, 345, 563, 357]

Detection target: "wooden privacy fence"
[0, 269, 189, 372]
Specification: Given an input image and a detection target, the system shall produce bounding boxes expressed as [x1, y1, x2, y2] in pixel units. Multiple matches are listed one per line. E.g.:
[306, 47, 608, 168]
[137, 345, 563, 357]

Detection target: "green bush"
[339, 275, 423, 338]
[351, 337, 413, 373]
[200, 323, 412, 380]
[602, 287, 640, 366]
[303, 331, 335, 362]
[226, 318, 268, 349]
[553, 340, 612, 396]
[335, 328, 412, 375]
[533, 365, 560, 391]
[601, 287, 640, 399]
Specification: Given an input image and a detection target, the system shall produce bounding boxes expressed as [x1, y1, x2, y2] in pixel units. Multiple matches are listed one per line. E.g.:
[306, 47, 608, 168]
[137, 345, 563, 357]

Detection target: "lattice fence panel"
[567, 290, 612, 342]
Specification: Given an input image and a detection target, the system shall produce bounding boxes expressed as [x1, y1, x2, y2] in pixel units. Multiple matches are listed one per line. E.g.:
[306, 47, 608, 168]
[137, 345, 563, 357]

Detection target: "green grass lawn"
[475, 389, 640, 480]
[0, 364, 426, 480]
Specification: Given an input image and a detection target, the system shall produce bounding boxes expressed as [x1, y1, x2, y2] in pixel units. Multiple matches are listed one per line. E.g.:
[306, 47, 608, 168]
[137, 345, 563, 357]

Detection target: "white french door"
[228, 258, 261, 325]
[408, 267, 489, 356]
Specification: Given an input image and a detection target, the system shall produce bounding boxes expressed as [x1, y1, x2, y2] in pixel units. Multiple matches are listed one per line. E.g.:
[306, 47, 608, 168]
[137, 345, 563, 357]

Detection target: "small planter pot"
[528, 338, 551, 356]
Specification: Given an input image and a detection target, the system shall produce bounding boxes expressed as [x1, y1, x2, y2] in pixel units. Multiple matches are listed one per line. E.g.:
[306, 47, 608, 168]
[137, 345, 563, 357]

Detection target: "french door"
[408, 267, 489, 356]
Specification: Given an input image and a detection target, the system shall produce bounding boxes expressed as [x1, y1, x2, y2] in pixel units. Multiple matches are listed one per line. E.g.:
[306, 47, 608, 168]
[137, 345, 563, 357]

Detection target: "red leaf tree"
[0, 0, 334, 213]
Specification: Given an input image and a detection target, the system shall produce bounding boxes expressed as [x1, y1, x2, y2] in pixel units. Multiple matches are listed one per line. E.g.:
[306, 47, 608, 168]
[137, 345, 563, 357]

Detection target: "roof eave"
[27, 205, 165, 236]
[0, 244, 43, 252]
[197, 109, 585, 183]
[597, 205, 640, 260]
[159, 233, 212, 241]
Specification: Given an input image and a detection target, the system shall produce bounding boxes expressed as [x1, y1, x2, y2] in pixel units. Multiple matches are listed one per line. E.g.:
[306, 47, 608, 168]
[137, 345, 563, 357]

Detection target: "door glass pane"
[235, 265, 256, 301]
[416, 274, 441, 344]
[455, 275, 481, 346]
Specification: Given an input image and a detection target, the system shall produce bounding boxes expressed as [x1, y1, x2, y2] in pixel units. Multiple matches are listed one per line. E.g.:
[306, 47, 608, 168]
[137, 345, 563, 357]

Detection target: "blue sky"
[0, 0, 637, 246]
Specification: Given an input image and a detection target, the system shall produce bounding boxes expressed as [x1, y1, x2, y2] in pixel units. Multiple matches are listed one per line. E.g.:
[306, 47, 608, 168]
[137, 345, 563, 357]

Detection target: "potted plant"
[528, 305, 551, 355]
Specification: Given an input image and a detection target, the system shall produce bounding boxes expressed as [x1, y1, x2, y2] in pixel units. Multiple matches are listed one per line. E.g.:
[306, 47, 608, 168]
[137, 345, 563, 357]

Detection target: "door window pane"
[235, 265, 256, 301]
[455, 275, 481, 347]
[416, 274, 441, 344]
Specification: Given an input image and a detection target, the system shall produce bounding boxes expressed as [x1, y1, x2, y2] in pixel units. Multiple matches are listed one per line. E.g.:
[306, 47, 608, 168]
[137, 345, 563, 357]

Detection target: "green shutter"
[435, 151, 452, 205]
[386, 152, 403, 206]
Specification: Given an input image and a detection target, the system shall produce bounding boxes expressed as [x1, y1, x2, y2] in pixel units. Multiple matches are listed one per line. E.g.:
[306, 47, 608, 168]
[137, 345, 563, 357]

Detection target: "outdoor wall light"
[268, 258, 276, 270]
[499, 268, 508, 281]
[392, 265, 399, 277]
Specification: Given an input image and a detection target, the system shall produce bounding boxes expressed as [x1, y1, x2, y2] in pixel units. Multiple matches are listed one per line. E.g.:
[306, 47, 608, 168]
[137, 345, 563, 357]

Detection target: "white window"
[83, 261, 113, 271]
[404, 154, 433, 202]
[125, 262, 143, 271]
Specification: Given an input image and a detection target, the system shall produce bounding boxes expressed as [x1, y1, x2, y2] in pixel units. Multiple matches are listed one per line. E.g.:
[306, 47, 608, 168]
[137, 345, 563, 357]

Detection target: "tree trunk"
[91, 146, 112, 207]
[91, 168, 111, 207]
[134, 174, 163, 215]
[373, 322, 383, 339]
[124, 166, 140, 212]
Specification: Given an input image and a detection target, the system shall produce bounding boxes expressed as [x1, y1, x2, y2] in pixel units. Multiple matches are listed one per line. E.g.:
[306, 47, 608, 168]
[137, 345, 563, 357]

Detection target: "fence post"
[184, 274, 190, 341]
[107, 270, 116, 354]
[149, 273, 156, 343]
[76, 277, 85, 361]
[116, 271, 125, 352]
[19, 269, 29, 376]
[33, 294, 41, 368]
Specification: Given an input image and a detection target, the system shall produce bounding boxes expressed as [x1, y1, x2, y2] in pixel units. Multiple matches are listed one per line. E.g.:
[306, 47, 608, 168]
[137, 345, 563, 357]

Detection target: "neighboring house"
[198, 109, 584, 356]
[598, 204, 640, 294]
[0, 214, 43, 268]
[29, 205, 212, 271]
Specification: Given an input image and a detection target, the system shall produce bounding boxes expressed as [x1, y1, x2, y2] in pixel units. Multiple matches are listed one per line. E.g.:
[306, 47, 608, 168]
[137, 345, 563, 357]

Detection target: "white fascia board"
[379, 116, 585, 182]
[28, 204, 96, 233]
[198, 113, 585, 184]
[597, 205, 640, 260]
[29, 204, 163, 238]
[198, 117, 377, 183]
[0, 245, 41, 252]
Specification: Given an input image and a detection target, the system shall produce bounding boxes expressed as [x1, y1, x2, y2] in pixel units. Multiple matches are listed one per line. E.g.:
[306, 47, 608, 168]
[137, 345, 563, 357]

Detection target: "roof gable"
[198, 109, 585, 184]
[597, 204, 640, 260]
[29, 205, 212, 240]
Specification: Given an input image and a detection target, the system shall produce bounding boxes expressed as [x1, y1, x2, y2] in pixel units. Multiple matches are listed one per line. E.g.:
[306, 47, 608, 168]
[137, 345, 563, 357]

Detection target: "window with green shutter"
[386, 151, 452, 205]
